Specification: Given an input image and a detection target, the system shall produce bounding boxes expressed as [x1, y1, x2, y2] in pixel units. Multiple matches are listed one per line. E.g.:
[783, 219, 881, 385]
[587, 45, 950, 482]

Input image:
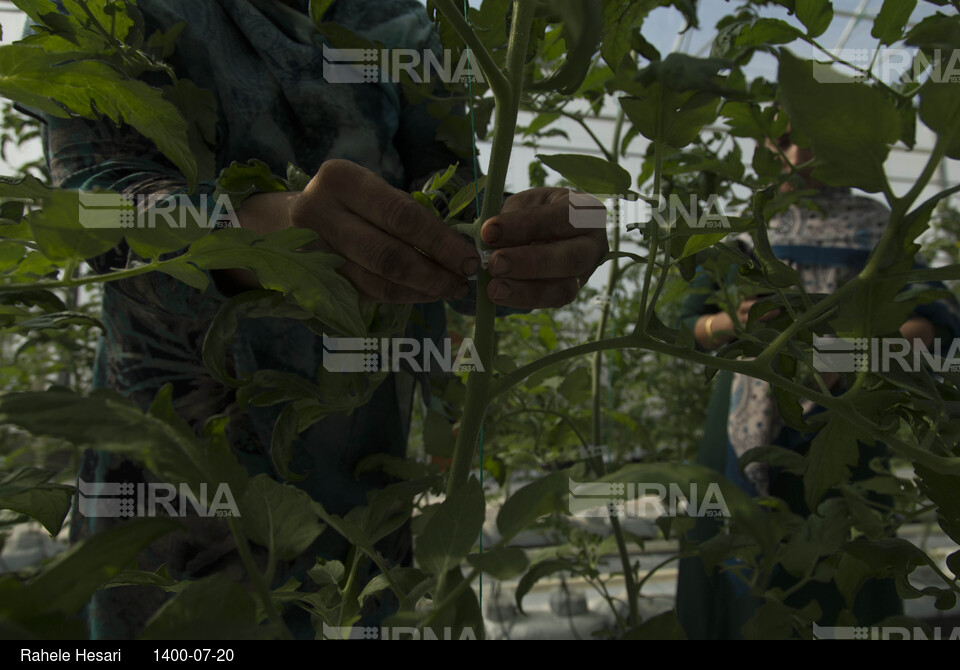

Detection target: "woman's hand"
[229, 160, 481, 303]
[479, 188, 609, 310]
[695, 296, 782, 350]
[290, 160, 480, 303]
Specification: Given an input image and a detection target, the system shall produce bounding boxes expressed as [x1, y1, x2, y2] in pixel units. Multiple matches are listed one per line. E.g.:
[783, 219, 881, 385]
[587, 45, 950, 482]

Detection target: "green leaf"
[778, 50, 900, 193]
[679, 231, 729, 260]
[914, 463, 960, 545]
[0, 44, 197, 190]
[515, 558, 579, 613]
[62, 0, 135, 42]
[214, 159, 289, 209]
[270, 403, 308, 482]
[905, 12, 960, 53]
[804, 414, 861, 509]
[176, 227, 366, 338]
[239, 474, 326, 561]
[0, 386, 248, 508]
[872, 0, 917, 46]
[558, 366, 591, 403]
[738, 445, 806, 476]
[735, 18, 804, 48]
[531, 0, 604, 95]
[27, 189, 123, 262]
[600, 0, 660, 71]
[0, 518, 181, 622]
[13, 311, 103, 333]
[162, 77, 219, 185]
[357, 567, 428, 607]
[621, 87, 719, 148]
[947, 550, 960, 579]
[426, 163, 458, 192]
[0, 468, 74, 535]
[317, 478, 436, 551]
[139, 574, 259, 640]
[307, 559, 344, 587]
[286, 163, 312, 192]
[467, 546, 529, 580]
[796, 0, 834, 38]
[635, 53, 732, 93]
[202, 290, 312, 387]
[919, 78, 960, 160]
[537, 153, 632, 195]
[446, 176, 486, 221]
[538, 324, 558, 351]
[496, 471, 569, 541]
[415, 476, 484, 576]
[843, 537, 930, 582]
[0, 240, 25, 272]
[144, 22, 186, 59]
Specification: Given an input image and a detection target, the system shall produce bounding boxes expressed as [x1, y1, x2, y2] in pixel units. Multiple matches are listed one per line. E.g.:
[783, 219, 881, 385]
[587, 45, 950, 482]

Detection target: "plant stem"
[0, 258, 167, 294]
[584, 108, 640, 630]
[433, 0, 509, 100]
[338, 548, 362, 627]
[446, 0, 535, 497]
[226, 516, 290, 639]
[638, 104, 665, 331]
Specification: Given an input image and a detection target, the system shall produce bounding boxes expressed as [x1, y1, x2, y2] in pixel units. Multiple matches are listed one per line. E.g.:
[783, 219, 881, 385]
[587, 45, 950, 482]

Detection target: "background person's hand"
[479, 188, 609, 309]
[737, 295, 781, 327]
[287, 160, 481, 304]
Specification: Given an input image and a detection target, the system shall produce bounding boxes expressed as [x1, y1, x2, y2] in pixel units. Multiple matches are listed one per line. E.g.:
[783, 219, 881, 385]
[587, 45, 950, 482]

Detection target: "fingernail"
[493, 281, 511, 301]
[462, 257, 480, 277]
[483, 222, 502, 244]
[491, 254, 511, 276]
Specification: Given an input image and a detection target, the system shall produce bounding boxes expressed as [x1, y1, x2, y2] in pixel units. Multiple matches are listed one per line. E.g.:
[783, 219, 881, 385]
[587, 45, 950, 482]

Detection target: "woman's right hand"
[227, 160, 481, 303]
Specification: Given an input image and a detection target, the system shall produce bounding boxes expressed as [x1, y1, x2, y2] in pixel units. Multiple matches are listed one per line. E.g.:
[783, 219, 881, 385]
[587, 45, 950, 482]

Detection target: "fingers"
[338, 262, 468, 304]
[487, 277, 580, 310]
[323, 160, 480, 277]
[481, 189, 606, 247]
[486, 236, 605, 281]
[758, 308, 782, 323]
[739, 298, 781, 325]
[321, 208, 470, 301]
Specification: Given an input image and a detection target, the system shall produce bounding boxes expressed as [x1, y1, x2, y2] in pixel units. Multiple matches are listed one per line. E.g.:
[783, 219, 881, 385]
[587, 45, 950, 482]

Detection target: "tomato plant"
[1, 0, 960, 641]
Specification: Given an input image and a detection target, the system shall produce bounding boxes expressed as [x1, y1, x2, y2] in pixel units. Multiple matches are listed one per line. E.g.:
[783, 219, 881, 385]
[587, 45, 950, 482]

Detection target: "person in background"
[675, 128, 960, 639]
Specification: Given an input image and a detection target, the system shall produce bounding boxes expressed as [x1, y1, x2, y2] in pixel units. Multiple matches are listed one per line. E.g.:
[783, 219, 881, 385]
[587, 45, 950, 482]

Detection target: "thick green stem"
[433, 0, 510, 100]
[489, 329, 960, 475]
[0, 258, 167, 294]
[446, 0, 535, 497]
[227, 516, 290, 639]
